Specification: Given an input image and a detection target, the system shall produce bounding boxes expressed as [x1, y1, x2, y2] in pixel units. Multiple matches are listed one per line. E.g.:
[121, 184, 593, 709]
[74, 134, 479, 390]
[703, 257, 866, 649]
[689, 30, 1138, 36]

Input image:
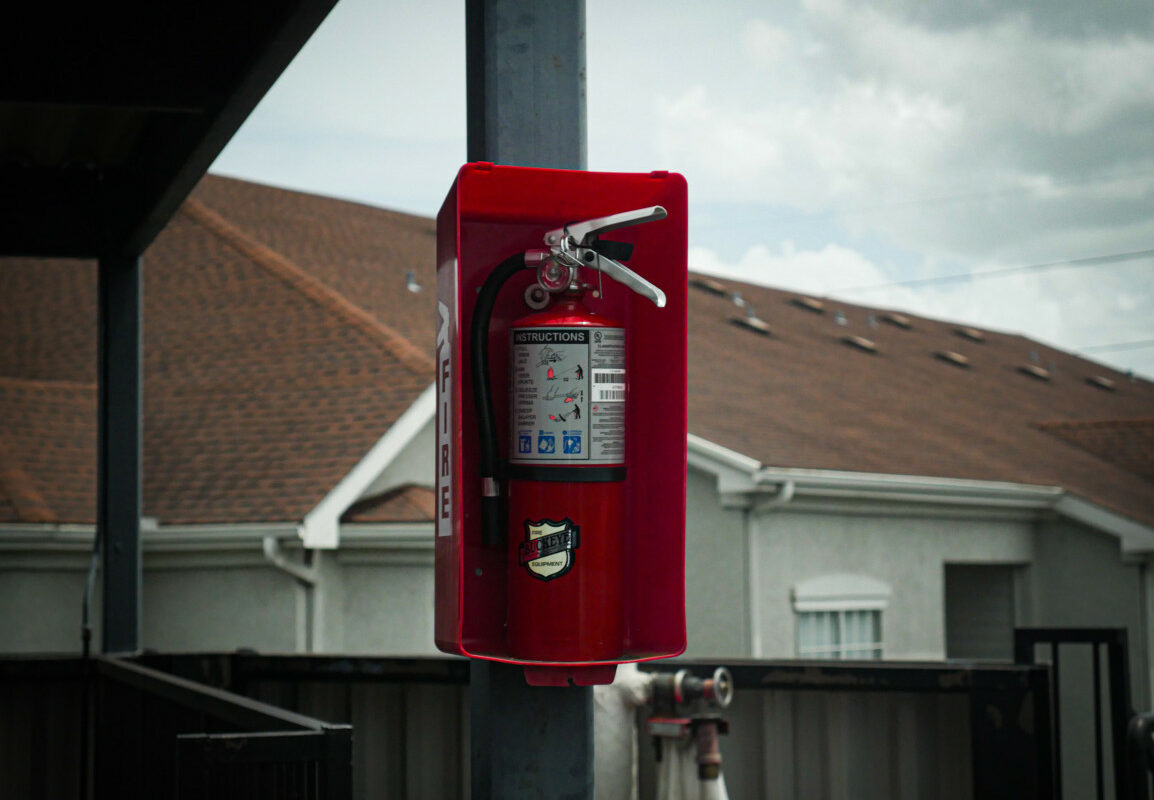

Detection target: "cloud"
[654, 0, 1154, 265]
[689, 242, 1154, 377]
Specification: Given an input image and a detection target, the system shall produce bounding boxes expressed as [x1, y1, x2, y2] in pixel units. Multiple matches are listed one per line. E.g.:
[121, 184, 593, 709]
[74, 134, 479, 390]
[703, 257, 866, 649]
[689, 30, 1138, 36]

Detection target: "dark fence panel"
[0, 656, 351, 800]
[640, 659, 1054, 800]
[1016, 627, 1133, 800]
[139, 653, 471, 800]
[0, 659, 88, 800]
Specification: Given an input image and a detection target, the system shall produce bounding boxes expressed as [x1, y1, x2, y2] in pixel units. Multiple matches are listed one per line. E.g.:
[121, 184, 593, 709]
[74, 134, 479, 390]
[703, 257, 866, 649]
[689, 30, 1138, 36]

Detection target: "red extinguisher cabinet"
[434, 163, 688, 685]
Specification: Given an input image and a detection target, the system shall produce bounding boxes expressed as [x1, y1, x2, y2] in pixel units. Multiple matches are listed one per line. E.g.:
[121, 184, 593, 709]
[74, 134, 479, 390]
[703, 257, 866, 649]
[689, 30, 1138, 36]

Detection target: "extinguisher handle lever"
[545, 206, 668, 249]
[583, 250, 667, 308]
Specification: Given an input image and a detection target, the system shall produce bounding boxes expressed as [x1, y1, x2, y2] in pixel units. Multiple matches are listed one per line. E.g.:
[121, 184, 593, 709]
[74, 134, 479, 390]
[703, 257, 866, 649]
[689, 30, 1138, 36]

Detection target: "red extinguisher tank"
[506, 297, 626, 662]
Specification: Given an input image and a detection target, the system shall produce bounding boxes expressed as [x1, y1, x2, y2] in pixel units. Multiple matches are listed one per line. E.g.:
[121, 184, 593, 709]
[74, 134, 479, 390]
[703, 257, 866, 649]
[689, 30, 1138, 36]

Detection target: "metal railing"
[0, 656, 351, 799]
[1015, 627, 1133, 800]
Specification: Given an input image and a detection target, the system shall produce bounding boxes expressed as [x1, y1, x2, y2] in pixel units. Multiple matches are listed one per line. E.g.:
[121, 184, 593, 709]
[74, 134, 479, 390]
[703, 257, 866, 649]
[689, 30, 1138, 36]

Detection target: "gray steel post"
[466, 0, 594, 797]
[467, 0, 587, 170]
[98, 253, 143, 654]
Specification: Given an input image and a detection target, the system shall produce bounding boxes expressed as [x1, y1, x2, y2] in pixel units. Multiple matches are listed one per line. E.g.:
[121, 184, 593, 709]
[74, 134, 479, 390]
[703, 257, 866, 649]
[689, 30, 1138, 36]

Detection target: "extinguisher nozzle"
[480, 495, 506, 548]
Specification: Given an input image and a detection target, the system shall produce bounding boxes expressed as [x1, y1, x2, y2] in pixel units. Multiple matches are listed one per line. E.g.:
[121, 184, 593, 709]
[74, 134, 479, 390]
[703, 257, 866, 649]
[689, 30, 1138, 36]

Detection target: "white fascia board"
[688, 434, 1063, 510]
[686, 435, 1154, 553]
[754, 465, 1064, 510]
[299, 383, 436, 549]
[687, 433, 763, 498]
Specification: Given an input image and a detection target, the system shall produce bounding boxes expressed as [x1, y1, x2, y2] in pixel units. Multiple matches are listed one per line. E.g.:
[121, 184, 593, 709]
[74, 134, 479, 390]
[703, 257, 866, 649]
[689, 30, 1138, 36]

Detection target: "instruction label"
[509, 327, 625, 466]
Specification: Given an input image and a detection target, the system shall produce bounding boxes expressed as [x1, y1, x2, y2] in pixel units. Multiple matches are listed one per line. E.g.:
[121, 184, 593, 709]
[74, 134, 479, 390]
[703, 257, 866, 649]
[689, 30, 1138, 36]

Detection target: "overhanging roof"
[0, 2, 337, 258]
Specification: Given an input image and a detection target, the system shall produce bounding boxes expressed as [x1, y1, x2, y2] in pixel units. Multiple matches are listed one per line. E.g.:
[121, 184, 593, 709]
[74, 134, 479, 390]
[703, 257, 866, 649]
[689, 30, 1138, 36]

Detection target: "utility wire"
[1078, 338, 1154, 353]
[833, 248, 1154, 294]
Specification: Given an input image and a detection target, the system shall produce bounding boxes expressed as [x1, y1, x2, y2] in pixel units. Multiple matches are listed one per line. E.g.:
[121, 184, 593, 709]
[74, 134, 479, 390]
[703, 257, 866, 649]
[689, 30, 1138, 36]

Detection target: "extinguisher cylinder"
[506, 478, 625, 662]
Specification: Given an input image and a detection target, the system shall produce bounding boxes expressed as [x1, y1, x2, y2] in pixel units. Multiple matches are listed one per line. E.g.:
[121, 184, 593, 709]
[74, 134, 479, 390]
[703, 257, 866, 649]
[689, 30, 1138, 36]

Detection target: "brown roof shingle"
[342, 484, 435, 524]
[2, 174, 1152, 530]
[1, 175, 435, 525]
[687, 279, 1154, 526]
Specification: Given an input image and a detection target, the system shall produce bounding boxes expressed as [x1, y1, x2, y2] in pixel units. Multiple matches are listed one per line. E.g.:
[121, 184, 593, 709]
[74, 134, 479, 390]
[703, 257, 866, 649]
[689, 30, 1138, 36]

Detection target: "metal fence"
[0, 655, 351, 799]
[138, 653, 471, 800]
[638, 658, 1055, 800]
[1015, 627, 1134, 800]
[12, 649, 1147, 799]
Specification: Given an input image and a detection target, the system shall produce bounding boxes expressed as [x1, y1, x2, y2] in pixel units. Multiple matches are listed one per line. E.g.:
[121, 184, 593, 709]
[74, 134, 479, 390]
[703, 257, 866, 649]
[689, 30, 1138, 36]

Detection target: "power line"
[833, 248, 1154, 294]
[1078, 338, 1154, 354]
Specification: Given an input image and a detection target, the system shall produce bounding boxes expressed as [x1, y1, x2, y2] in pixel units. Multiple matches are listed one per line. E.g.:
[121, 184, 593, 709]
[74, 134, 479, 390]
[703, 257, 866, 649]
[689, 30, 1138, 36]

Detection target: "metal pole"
[467, 0, 587, 170]
[98, 253, 143, 654]
[466, 1, 593, 797]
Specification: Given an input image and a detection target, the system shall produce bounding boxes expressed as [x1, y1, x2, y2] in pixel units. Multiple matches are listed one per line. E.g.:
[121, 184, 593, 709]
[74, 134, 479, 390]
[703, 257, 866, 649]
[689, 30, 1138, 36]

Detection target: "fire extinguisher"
[470, 207, 668, 662]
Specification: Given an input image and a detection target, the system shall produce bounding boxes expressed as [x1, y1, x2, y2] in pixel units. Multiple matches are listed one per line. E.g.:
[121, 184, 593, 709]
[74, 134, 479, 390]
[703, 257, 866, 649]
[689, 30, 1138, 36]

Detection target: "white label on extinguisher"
[592, 369, 625, 402]
[509, 327, 625, 465]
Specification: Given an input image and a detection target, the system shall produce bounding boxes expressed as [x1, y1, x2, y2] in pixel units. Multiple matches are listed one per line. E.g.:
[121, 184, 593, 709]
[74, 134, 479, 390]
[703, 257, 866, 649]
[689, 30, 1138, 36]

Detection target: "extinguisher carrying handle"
[470, 252, 529, 548]
[544, 205, 667, 249]
[576, 248, 667, 308]
[542, 206, 669, 308]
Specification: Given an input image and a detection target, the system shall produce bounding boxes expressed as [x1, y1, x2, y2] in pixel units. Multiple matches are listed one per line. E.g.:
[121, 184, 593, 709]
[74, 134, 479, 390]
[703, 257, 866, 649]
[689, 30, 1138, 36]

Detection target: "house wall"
[1031, 517, 1147, 704]
[0, 568, 92, 653]
[683, 467, 750, 657]
[745, 503, 1034, 660]
[323, 560, 438, 655]
[0, 526, 442, 658]
[143, 566, 303, 653]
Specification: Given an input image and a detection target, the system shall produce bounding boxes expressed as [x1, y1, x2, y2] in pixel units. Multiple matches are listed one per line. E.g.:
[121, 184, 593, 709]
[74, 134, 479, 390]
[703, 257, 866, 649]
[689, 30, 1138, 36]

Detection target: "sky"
[212, 0, 1154, 379]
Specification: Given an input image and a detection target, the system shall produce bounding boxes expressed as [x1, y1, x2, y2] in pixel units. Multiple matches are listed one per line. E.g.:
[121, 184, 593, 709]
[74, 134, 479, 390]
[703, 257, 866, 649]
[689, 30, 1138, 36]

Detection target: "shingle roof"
[1034, 418, 1154, 483]
[2, 174, 1152, 529]
[1, 175, 434, 525]
[687, 278, 1154, 526]
[342, 484, 435, 524]
[0, 378, 95, 523]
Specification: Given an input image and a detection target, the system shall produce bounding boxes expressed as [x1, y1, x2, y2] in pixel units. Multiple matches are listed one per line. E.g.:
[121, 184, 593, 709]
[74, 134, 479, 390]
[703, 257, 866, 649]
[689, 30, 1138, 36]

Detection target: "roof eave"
[687, 434, 1154, 552]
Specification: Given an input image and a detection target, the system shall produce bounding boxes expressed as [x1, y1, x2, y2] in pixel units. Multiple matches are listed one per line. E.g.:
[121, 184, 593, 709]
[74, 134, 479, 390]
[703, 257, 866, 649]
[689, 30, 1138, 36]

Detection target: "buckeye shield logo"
[519, 518, 581, 581]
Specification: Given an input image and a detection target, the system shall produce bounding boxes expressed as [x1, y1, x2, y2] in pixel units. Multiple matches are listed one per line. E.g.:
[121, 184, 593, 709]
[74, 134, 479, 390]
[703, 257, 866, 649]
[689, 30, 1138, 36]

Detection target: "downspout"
[745, 480, 795, 658]
[263, 536, 319, 652]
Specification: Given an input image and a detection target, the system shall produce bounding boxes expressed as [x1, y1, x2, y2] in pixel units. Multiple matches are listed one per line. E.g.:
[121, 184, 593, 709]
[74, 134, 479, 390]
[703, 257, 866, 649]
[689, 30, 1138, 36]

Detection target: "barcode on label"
[593, 369, 625, 384]
[598, 389, 625, 401]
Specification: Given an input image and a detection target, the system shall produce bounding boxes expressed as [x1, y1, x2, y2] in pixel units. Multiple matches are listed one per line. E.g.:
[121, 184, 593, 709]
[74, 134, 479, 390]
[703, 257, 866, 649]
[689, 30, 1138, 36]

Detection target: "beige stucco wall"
[749, 508, 1034, 660]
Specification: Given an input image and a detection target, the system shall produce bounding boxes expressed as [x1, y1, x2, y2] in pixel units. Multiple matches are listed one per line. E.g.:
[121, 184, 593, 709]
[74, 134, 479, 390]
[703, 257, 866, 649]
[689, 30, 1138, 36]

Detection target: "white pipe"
[747, 480, 794, 658]
[262, 536, 317, 586]
[751, 479, 795, 514]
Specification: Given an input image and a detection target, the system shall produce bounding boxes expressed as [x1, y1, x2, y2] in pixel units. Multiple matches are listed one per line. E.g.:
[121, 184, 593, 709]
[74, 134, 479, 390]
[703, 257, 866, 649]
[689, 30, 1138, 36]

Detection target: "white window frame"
[792, 574, 892, 660]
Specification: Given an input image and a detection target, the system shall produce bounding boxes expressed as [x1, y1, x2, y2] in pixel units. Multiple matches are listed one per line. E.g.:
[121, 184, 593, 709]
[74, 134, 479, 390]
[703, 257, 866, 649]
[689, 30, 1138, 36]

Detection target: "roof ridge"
[0, 376, 96, 392]
[182, 197, 434, 378]
[0, 438, 56, 523]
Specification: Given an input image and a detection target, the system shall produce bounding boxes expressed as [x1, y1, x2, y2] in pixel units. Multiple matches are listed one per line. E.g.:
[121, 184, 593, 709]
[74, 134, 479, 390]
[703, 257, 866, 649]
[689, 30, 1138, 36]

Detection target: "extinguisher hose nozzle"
[470, 252, 528, 548]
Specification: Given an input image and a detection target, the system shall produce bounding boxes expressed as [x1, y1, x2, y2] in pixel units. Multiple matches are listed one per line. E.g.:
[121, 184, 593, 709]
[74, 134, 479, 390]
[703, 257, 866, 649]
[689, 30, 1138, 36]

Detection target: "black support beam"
[98, 254, 142, 654]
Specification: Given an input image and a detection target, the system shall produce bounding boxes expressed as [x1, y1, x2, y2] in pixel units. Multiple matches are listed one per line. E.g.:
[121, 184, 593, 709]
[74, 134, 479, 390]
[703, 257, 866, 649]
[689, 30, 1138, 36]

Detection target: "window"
[792, 574, 891, 660]
[796, 609, 882, 659]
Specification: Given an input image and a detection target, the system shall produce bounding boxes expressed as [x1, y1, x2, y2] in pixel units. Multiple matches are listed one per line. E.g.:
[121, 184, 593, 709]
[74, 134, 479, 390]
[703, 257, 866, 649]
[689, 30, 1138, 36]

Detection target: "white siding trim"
[299, 383, 436, 549]
[686, 435, 1154, 548]
[792, 573, 893, 612]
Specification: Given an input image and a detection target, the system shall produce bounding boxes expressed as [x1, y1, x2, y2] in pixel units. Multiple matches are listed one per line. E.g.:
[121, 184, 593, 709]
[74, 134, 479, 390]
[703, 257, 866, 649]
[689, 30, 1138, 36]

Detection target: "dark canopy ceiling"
[0, 2, 337, 258]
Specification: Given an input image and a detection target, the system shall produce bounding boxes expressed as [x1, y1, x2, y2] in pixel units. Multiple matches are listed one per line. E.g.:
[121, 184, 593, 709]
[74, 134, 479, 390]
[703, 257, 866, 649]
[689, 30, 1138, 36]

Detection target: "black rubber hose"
[470, 252, 527, 547]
